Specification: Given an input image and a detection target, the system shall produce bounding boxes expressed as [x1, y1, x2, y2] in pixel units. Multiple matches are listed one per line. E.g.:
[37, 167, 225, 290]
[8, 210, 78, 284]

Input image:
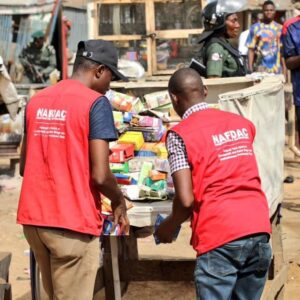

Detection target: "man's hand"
[155, 215, 177, 244]
[111, 200, 130, 235]
[90, 139, 130, 234]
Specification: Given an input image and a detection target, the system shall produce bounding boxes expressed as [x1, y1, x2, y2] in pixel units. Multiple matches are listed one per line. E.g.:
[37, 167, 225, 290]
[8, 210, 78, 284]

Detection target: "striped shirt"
[167, 102, 209, 174]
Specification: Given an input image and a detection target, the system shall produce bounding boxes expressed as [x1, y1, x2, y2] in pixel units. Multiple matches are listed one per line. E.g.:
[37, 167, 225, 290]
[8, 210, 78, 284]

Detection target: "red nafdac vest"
[18, 80, 103, 236]
[171, 108, 271, 256]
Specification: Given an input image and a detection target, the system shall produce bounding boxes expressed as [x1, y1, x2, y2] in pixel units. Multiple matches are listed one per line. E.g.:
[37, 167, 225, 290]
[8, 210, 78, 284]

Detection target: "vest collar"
[182, 102, 209, 119]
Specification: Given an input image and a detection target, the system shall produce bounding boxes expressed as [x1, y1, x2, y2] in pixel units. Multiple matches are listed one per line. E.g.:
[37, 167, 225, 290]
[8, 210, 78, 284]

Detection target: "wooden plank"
[103, 237, 116, 300]
[261, 265, 288, 300]
[110, 237, 121, 300]
[94, 35, 143, 41]
[119, 259, 195, 281]
[0, 253, 12, 300]
[95, 0, 146, 4]
[200, 0, 207, 9]
[94, 0, 183, 3]
[155, 28, 203, 39]
[110, 81, 168, 89]
[145, 0, 156, 76]
[0, 253, 11, 282]
[0, 283, 11, 300]
[110, 76, 254, 90]
[87, 1, 96, 39]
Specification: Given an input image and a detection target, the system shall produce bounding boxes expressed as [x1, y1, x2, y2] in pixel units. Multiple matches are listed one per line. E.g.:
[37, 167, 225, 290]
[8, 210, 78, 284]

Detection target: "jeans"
[194, 234, 272, 300]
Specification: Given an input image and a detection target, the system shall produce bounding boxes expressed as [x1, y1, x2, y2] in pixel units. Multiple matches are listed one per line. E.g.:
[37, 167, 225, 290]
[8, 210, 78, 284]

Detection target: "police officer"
[196, 1, 247, 78]
[19, 30, 57, 84]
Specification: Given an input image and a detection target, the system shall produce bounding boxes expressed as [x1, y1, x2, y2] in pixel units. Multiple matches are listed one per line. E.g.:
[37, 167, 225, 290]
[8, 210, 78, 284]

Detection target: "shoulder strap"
[206, 37, 241, 58]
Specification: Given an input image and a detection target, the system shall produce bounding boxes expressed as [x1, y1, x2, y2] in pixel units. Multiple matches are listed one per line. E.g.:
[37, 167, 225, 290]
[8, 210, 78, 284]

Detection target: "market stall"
[97, 75, 286, 300]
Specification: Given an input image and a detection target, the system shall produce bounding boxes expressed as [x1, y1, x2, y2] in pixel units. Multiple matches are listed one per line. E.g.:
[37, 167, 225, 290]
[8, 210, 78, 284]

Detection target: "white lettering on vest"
[36, 108, 67, 121]
[212, 128, 250, 146]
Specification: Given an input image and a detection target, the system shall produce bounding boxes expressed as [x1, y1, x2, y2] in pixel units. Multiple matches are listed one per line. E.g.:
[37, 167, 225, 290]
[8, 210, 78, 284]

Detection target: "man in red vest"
[18, 40, 129, 300]
[156, 68, 271, 300]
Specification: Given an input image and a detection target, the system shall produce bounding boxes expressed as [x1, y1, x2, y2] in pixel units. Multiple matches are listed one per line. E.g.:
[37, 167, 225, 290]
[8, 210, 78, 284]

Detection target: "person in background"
[156, 68, 271, 300]
[19, 30, 57, 84]
[282, 6, 300, 146]
[247, 1, 286, 75]
[196, 1, 247, 78]
[17, 40, 129, 300]
[238, 13, 262, 63]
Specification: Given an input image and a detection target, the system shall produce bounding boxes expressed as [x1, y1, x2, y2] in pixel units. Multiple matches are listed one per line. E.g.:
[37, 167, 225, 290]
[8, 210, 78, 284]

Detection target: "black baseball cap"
[76, 39, 128, 82]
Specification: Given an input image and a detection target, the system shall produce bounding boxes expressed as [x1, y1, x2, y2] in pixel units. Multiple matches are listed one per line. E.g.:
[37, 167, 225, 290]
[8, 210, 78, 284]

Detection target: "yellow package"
[118, 131, 144, 151]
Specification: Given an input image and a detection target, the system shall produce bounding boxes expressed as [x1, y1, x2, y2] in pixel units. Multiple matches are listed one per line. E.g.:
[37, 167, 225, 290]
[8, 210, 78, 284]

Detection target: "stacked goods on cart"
[101, 90, 179, 220]
[101, 89, 222, 225]
[103, 89, 221, 208]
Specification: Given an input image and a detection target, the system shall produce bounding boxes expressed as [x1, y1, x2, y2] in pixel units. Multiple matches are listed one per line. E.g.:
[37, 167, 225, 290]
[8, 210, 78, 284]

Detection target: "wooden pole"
[110, 236, 121, 300]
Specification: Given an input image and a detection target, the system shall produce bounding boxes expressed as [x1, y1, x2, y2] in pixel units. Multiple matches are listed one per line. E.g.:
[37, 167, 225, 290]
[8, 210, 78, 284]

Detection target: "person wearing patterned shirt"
[247, 1, 286, 75]
[155, 68, 271, 300]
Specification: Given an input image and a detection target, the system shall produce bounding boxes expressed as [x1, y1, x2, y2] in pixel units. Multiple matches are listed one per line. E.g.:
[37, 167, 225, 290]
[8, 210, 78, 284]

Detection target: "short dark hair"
[168, 68, 205, 97]
[263, 1, 275, 8]
[72, 56, 100, 74]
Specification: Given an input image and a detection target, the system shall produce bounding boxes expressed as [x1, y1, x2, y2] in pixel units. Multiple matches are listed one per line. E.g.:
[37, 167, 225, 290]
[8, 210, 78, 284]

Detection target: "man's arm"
[41, 46, 57, 79]
[285, 56, 300, 70]
[155, 169, 194, 243]
[246, 25, 257, 72]
[172, 169, 194, 221]
[206, 43, 224, 78]
[281, 56, 287, 80]
[248, 48, 255, 72]
[89, 139, 129, 233]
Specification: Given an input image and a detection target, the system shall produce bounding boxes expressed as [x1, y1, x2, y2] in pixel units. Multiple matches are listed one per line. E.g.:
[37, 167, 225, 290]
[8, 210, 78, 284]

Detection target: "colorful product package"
[130, 115, 162, 128]
[150, 170, 167, 181]
[109, 144, 135, 163]
[141, 126, 166, 142]
[118, 131, 144, 151]
[115, 173, 137, 185]
[112, 111, 124, 126]
[154, 143, 168, 158]
[138, 161, 153, 185]
[144, 90, 171, 109]
[123, 112, 133, 123]
[154, 158, 170, 173]
[153, 213, 181, 244]
[110, 162, 129, 173]
[128, 157, 156, 172]
[102, 216, 129, 236]
[106, 90, 135, 112]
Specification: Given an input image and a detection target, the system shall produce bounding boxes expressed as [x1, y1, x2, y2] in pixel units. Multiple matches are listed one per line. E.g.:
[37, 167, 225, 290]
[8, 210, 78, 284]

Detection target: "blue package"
[114, 173, 130, 179]
[102, 218, 123, 236]
[153, 213, 181, 245]
[123, 112, 133, 123]
[103, 219, 114, 235]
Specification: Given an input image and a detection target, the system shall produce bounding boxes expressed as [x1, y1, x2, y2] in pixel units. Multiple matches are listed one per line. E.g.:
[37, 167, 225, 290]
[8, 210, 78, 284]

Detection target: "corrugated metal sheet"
[0, 1, 55, 15]
[0, 0, 53, 5]
[0, 15, 13, 62]
[64, 8, 88, 53]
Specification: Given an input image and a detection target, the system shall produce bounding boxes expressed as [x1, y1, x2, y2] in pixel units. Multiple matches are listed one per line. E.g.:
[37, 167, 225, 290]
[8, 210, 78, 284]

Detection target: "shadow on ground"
[282, 201, 300, 213]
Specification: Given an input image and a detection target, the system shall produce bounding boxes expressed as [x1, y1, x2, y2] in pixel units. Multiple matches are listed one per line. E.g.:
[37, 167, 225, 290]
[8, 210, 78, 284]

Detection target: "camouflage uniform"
[19, 42, 57, 84]
[205, 42, 239, 77]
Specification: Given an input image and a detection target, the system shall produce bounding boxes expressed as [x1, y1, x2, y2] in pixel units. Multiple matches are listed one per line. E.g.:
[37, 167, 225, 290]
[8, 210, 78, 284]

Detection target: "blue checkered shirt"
[167, 102, 209, 174]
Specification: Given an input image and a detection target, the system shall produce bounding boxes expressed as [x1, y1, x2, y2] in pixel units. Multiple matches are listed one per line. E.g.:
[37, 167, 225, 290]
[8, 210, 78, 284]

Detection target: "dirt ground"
[0, 159, 300, 300]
